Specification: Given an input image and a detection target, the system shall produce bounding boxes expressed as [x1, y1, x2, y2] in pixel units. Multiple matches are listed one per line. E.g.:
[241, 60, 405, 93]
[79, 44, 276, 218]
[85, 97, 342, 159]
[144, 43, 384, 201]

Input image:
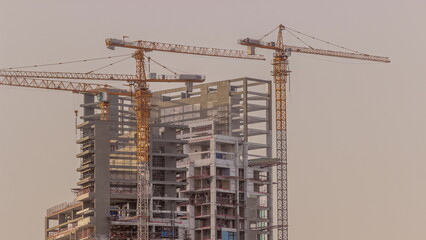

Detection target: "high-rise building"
[152, 77, 273, 240]
[45, 77, 273, 240]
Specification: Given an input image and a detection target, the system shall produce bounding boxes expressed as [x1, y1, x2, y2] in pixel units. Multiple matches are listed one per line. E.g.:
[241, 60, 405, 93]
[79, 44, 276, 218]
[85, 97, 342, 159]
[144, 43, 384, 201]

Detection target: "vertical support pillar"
[265, 80, 274, 240]
[45, 217, 48, 240]
[94, 120, 111, 240]
[242, 142, 250, 240]
[210, 138, 217, 240]
[234, 140, 240, 240]
[243, 78, 248, 142]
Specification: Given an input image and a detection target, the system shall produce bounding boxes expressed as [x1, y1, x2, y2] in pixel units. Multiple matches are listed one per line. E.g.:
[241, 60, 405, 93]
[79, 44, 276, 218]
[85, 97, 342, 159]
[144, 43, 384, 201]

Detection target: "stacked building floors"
[45, 78, 273, 240]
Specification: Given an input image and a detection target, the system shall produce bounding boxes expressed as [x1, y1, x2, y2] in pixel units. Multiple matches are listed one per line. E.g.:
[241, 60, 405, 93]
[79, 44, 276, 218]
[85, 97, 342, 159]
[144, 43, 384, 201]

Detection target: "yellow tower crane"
[104, 38, 265, 240]
[238, 24, 390, 240]
[1, 38, 265, 240]
[0, 70, 204, 239]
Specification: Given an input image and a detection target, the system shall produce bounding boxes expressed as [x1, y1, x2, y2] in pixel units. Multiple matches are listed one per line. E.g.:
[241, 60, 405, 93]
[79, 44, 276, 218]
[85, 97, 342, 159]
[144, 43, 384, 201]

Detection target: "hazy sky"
[1, 0, 425, 239]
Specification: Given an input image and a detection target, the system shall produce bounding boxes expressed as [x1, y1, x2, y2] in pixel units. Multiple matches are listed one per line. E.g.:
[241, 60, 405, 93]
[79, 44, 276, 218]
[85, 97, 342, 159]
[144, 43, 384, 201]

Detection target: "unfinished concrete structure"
[45, 201, 83, 240]
[46, 92, 189, 240]
[45, 77, 273, 240]
[151, 77, 273, 240]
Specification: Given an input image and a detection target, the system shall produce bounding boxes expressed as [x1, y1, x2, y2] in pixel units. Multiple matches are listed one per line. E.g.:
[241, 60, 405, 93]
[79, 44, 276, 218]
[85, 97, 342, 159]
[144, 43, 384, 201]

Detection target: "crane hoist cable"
[86, 56, 133, 74]
[285, 27, 365, 54]
[147, 57, 179, 76]
[259, 25, 280, 40]
[285, 30, 314, 50]
[257, 26, 368, 56]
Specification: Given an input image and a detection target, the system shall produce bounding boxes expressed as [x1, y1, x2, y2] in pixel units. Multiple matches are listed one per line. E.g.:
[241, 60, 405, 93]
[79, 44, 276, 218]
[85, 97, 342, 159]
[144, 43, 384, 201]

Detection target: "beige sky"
[1, 0, 425, 239]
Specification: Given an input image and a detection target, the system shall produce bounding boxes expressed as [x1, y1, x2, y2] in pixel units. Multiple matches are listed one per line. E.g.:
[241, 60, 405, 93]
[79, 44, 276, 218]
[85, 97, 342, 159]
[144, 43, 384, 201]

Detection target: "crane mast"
[273, 25, 289, 240]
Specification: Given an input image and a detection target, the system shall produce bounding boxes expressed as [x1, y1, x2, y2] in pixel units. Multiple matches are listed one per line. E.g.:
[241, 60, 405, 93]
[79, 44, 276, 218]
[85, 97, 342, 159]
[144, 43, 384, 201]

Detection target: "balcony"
[76, 121, 91, 129]
[77, 176, 94, 186]
[76, 135, 94, 144]
[78, 216, 95, 227]
[76, 191, 94, 201]
[188, 151, 211, 161]
[217, 196, 236, 205]
[214, 152, 235, 161]
[76, 208, 95, 216]
[193, 196, 211, 205]
[76, 149, 94, 158]
[151, 151, 187, 158]
[77, 228, 94, 240]
[47, 223, 79, 240]
[217, 214, 236, 219]
[195, 220, 211, 230]
[110, 188, 137, 199]
[46, 201, 80, 216]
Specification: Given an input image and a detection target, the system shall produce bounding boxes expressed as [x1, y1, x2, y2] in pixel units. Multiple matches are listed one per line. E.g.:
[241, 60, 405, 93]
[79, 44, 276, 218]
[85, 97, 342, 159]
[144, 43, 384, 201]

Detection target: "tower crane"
[0, 70, 204, 240]
[1, 38, 264, 240]
[1, 28, 390, 240]
[238, 25, 390, 240]
[105, 38, 265, 240]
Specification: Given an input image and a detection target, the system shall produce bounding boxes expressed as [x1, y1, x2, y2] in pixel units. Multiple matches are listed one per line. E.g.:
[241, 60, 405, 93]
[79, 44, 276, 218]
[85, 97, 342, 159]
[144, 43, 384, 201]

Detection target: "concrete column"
[83, 94, 94, 116]
[266, 82, 273, 240]
[94, 120, 111, 240]
[210, 138, 217, 240]
[243, 78, 248, 142]
[188, 162, 195, 240]
[234, 141, 240, 240]
[44, 217, 48, 240]
[243, 142, 251, 240]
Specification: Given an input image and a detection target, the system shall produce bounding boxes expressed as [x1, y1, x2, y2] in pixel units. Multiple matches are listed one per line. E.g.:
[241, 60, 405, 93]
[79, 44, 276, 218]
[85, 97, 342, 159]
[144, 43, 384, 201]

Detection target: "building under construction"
[45, 77, 273, 240]
[0, 24, 391, 240]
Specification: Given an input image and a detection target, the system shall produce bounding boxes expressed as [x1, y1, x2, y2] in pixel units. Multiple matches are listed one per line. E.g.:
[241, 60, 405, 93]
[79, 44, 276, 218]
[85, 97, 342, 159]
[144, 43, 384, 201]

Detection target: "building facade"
[152, 78, 273, 240]
[45, 77, 273, 240]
